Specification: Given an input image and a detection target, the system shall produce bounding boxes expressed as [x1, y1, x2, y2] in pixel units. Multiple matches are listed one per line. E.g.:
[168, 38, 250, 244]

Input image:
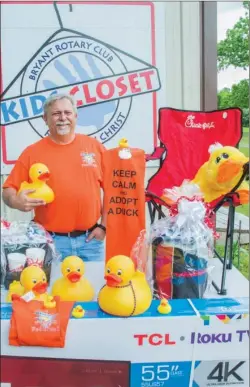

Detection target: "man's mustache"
[56, 122, 70, 126]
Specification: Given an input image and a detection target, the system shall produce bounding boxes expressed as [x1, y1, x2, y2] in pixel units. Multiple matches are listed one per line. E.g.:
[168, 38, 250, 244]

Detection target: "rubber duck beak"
[33, 281, 48, 294]
[38, 171, 50, 181]
[104, 274, 122, 287]
[217, 160, 244, 183]
[67, 272, 81, 283]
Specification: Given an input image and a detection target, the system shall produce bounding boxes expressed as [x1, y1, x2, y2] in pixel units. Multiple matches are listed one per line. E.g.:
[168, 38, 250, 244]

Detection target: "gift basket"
[1, 219, 58, 290]
[149, 185, 216, 300]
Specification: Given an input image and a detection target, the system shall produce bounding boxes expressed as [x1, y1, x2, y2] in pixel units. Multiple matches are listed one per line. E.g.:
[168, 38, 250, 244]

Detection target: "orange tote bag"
[9, 297, 73, 347]
[103, 147, 146, 261]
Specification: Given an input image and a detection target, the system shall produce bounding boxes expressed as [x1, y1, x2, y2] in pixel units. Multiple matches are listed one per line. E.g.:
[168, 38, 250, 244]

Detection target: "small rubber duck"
[51, 256, 95, 302]
[72, 305, 85, 318]
[18, 163, 54, 204]
[98, 255, 152, 317]
[20, 265, 49, 301]
[43, 295, 56, 309]
[6, 280, 25, 303]
[118, 138, 132, 159]
[157, 298, 172, 315]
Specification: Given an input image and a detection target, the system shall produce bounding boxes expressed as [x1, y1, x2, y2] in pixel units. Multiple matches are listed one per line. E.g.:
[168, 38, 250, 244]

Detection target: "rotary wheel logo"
[0, 4, 161, 144]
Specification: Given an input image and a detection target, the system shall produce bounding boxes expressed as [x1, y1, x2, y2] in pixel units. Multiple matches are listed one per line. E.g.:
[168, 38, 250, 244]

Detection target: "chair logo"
[185, 115, 215, 130]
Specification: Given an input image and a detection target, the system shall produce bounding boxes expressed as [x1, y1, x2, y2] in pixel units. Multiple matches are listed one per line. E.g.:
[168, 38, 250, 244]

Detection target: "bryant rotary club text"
[108, 169, 139, 217]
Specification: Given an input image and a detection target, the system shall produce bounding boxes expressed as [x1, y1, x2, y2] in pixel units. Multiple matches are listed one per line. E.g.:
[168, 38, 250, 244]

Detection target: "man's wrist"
[96, 224, 106, 233]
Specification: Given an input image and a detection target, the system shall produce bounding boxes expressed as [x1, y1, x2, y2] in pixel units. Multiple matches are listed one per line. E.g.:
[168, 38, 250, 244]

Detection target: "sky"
[217, 1, 249, 90]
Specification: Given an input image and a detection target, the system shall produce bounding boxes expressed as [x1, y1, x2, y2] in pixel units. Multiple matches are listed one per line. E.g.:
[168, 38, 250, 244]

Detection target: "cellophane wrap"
[149, 197, 215, 300]
[1, 219, 59, 290]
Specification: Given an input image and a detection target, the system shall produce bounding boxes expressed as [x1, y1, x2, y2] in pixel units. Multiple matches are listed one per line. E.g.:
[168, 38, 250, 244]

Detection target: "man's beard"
[56, 122, 71, 135]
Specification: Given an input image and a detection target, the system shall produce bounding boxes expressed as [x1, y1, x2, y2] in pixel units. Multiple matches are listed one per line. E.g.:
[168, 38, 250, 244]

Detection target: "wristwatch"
[96, 224, 106, 233]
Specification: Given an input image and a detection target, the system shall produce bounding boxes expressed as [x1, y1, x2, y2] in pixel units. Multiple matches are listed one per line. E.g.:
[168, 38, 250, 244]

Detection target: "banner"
[0, 1, 167, 174]
[103, 147, 146, 261]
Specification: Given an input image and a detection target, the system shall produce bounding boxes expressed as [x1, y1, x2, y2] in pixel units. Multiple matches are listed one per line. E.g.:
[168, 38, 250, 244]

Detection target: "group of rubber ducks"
[7, 255, 172, 318]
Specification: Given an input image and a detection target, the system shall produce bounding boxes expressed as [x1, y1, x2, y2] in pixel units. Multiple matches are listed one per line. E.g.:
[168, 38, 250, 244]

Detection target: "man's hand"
[11, 189, 46, 212]
[86, 226, 106, 242]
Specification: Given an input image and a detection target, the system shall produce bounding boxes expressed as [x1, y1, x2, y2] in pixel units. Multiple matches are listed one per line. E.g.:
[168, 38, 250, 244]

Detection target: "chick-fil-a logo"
[185, 114, 215, 130]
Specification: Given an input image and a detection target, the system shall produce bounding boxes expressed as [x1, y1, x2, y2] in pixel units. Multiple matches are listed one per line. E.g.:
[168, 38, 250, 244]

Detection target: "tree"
[217, 2, 249, 70]
[218, 79, 249, 126]
[218, 79, 249, 108]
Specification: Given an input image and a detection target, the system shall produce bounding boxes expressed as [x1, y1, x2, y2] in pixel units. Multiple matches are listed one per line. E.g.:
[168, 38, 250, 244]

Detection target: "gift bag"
[9, 297, 73, 347]
[1, 220, 58, 290]
[149, 194, 215, 299]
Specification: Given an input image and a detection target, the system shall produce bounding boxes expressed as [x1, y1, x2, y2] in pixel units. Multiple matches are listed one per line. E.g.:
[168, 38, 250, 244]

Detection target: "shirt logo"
[81, 152, 97, 167]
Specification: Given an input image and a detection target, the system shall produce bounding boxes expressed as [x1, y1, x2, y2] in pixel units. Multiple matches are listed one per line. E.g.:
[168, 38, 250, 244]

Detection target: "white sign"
[0, 1, 167, 175]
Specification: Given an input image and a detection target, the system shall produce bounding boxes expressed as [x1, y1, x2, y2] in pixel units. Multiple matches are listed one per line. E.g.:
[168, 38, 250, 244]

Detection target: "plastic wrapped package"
[149, 196, 216, 300]
[1, 220, 59, 290]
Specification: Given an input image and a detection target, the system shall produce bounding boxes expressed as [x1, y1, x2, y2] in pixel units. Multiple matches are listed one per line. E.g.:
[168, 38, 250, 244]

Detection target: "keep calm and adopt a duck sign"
[0, 2, 164, 175]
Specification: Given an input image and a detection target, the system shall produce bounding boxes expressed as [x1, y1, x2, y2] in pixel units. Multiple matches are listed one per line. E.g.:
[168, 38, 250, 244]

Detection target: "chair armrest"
[146, 146, 166, 162]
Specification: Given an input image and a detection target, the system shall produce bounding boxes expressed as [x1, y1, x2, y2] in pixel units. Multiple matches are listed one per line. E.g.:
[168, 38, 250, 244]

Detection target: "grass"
[216, 243, 249, 280]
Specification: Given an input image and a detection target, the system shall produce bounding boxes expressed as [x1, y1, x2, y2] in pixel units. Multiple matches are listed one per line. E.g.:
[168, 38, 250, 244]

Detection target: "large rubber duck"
[20, 265, 49, 301]
[98, 255, 152, 317]
[192, 143, 249, 203]
[18, 163, 54, 204]
[6, 280, 25, 302]
[51, 256, 95, 302]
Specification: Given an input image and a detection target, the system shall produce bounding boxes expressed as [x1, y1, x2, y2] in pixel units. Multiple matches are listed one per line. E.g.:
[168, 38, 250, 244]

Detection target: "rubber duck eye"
[32, 279, 37, 284]
[77, 268, 81, 272]
[222, 153, 229, 159]
[42, 277, 46, 282]
[38, 170, 42, 174]
[215, 156, 221, 164]
[117, 270, 122, 276]
[66, 268, 70, 273]
[106, 268, 111, 274]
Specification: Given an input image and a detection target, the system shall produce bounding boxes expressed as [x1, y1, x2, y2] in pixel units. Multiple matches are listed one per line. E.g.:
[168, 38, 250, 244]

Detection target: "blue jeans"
[51, 233, 105, 262]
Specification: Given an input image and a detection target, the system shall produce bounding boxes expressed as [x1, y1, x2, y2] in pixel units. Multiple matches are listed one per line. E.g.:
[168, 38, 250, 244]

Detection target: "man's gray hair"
[43, 93, 77, 115]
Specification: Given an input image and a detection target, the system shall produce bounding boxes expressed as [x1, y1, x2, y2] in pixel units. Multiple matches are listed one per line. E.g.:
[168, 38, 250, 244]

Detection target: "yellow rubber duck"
[20, 265, 49, 301]
[118, 138, 131, 160]
[72, 305, 85, 318]
[192, 144, 249, 203]
[51, 256, 95, 302]
[157, 298, 172, 315]
[6, 280, 25, 303]
[18, 163, 54, 204]
[119, 138, 129, 148]
[98, 255, 152, 317]
[43, 295, 56, 309]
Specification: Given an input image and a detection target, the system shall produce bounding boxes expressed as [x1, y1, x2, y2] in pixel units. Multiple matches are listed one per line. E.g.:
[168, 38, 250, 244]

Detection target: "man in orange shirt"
[2, 93, 106, 261]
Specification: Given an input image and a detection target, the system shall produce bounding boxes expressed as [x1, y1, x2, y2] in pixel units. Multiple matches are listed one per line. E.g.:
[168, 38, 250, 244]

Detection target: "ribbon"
[169, 196, 220, 240]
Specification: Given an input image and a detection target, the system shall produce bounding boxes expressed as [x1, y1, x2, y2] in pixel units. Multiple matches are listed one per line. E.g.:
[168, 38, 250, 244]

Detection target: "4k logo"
[207, 361, 245, 384]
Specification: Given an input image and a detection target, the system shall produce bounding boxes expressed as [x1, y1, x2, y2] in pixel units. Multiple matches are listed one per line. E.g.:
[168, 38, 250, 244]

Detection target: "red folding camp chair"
[146, 107, 249, 295]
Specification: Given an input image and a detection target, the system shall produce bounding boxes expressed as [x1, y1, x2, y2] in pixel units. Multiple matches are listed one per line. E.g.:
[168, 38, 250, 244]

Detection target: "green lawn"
[216, 243, 249, 280]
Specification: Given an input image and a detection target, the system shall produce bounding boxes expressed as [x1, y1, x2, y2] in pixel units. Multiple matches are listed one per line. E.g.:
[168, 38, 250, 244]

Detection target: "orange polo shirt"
[3, 134, 105, 232]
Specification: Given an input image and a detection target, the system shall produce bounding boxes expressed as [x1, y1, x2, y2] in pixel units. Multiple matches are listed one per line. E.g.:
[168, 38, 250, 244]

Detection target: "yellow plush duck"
[18, 163, 54, 204]
[118, 138, 131, 159]
[192, 143, 249, 203]
[6, 280, 25, 302]
[98, 255, 152, 317]
[72, 305, 85, 318]
[20, 265, 49, 301]
[157, 298, 172, 315]
[51, 256, 95, 302]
